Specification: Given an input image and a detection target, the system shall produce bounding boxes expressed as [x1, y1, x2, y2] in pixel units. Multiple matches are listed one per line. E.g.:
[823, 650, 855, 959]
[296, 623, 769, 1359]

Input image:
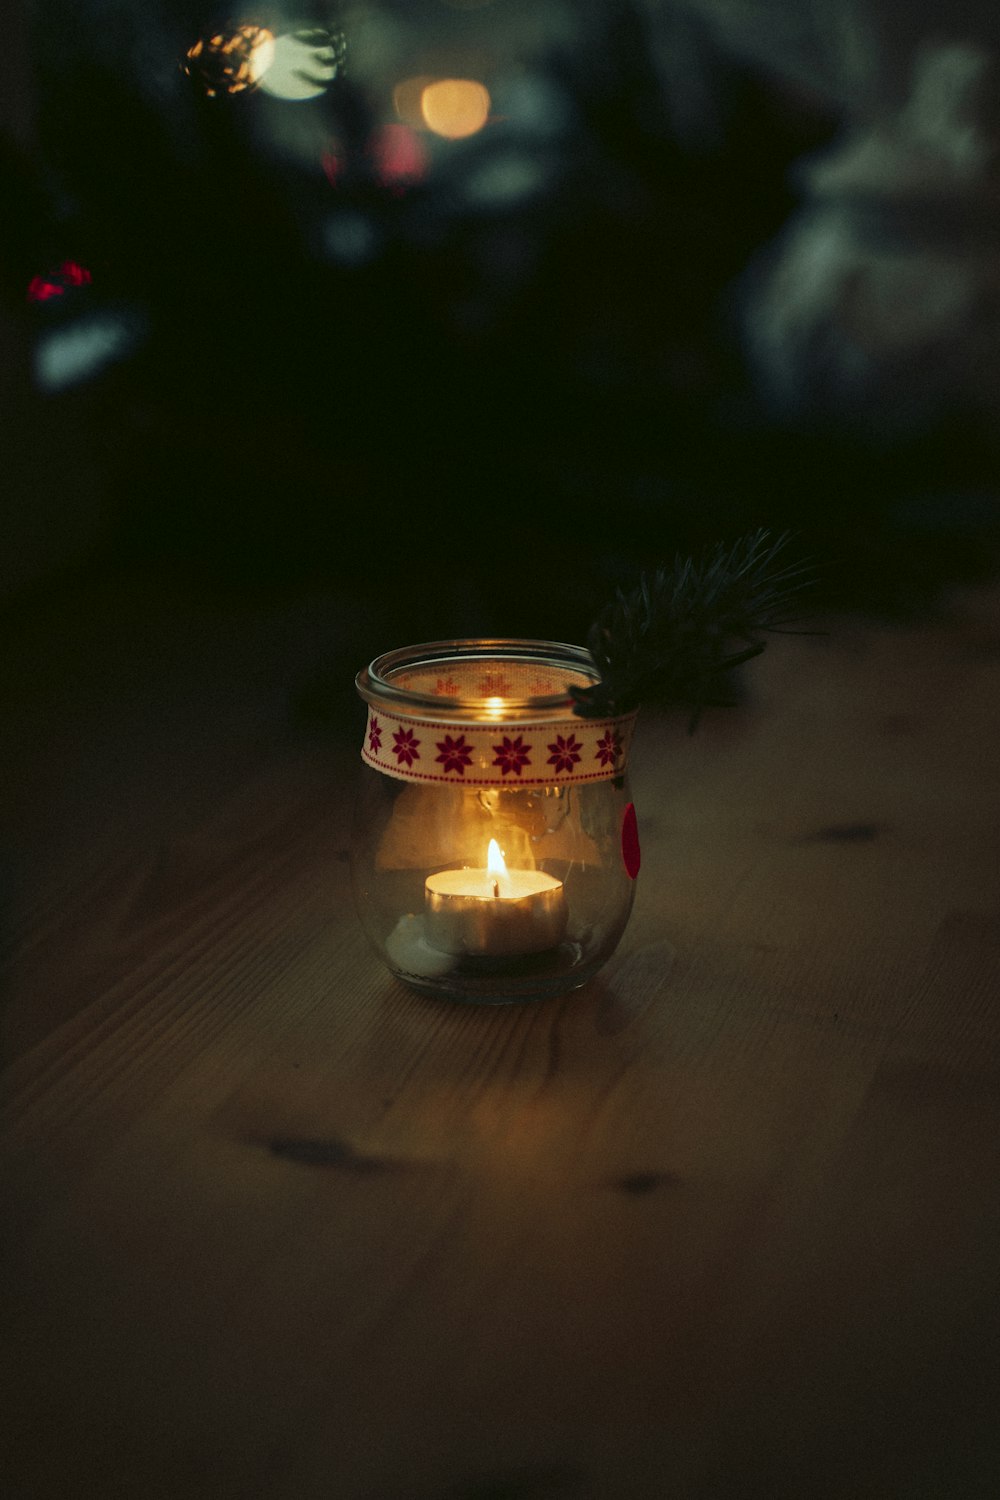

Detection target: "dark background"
[3, 0, 1000, 643]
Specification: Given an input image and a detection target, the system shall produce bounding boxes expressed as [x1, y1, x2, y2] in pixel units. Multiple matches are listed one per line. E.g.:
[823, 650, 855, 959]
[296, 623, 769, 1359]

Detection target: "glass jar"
[352, 639, 640, 1004]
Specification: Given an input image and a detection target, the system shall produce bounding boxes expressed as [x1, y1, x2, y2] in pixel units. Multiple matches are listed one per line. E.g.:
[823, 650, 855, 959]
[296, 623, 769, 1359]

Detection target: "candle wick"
[492, 878, 500, 899]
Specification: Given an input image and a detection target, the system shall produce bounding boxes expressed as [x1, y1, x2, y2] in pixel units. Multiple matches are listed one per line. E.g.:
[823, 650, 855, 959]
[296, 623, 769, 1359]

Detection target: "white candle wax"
[424, 845, 566, 958]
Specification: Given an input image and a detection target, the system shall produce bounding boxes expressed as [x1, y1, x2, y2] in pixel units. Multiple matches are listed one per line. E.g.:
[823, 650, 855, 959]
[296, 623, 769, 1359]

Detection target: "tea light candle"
[425, 839, 566, 957]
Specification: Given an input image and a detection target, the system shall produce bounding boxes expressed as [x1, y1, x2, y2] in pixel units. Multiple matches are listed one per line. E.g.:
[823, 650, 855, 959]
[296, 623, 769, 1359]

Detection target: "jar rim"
[356, 637, 599, 721]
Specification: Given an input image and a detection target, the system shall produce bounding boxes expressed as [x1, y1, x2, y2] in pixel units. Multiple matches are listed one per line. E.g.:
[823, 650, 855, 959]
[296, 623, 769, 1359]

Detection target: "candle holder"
[352, 639, 640, 1004]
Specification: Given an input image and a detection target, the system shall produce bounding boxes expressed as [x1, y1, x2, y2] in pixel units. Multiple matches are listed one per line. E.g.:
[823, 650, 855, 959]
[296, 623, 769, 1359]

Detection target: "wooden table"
[2, 570, 999, 1499]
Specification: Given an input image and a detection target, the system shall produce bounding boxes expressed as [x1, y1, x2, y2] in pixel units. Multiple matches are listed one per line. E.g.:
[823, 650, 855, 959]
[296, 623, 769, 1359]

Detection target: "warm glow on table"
[5, 578, 1000, 1498]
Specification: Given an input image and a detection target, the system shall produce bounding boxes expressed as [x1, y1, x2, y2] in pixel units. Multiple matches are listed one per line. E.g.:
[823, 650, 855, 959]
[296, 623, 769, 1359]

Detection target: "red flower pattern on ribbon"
[492, 735, 532, 777]
[595, 728, 623, 767]
[436, 734, 473, 775]
[434, 676, 459, 697]
[391, 727, 421, 767]
[368, 713, 628, 783]
[547, 732, 583, 774]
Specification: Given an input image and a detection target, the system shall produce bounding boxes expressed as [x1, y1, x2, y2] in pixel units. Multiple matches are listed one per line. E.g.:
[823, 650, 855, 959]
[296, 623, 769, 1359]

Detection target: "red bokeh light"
[321, 146, 344, 187]
[27, 260, 93, 303]
[322, 128, 428, 195]
[27, 278, 63, 302]
[369, 125, 428, 191]
[61, 261, 92, 287]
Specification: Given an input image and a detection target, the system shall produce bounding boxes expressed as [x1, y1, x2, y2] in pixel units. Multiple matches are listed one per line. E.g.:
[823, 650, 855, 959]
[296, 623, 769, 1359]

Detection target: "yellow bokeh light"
[420, 79, 490, 139]
[393, 76, 434, 129]
[183, 25, 274, 97]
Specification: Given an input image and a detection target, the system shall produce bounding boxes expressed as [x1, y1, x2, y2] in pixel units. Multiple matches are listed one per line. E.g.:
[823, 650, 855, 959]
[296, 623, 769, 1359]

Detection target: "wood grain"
[2, 575, 999, 1498]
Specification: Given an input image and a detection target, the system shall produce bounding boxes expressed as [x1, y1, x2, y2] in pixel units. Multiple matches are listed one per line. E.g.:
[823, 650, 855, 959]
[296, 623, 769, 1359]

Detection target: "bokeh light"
[183, 26, 275, 98]
[259, 27, 346, 102]
[321, 143, 345, 187]
[28, 260, 92, 303]
[324, 212, 380, 267]
[421, 79, 491, 139]
[369, 124, 428, 189]
[393, 75, 434, 130]
[35, 310, 144, 392]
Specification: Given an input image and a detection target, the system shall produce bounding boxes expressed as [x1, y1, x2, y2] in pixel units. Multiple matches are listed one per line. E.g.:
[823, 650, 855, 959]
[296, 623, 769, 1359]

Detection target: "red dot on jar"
[621, 802, 640, 879]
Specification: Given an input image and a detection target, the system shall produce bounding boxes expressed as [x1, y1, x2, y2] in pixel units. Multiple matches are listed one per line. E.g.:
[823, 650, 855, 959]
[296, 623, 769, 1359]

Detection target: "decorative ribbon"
[361, 708, 637, 787]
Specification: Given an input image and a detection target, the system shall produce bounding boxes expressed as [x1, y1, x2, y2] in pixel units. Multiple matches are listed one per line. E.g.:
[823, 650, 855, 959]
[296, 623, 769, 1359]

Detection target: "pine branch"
[571, 530, 814, 724]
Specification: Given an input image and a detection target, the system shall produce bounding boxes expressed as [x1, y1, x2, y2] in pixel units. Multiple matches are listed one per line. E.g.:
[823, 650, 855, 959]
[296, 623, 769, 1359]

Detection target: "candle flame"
[483, 695, 506, 721]
[487, 839, 507, 877]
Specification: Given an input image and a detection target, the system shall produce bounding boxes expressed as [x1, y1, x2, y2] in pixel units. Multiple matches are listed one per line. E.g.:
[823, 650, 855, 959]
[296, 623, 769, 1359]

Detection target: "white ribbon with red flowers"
[361, 709, 637, 786]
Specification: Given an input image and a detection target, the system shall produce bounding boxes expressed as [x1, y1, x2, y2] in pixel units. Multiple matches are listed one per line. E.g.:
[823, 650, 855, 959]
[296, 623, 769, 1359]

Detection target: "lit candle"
[425, 839, 566, 957]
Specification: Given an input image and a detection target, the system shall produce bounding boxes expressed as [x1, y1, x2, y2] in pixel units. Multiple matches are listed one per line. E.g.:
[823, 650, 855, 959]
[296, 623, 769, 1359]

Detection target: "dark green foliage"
[571, 529, 813, 724]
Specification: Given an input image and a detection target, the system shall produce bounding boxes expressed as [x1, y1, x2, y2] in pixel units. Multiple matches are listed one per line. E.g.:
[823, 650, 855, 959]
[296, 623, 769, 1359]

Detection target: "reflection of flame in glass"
[482, 696, 506, 721]
[260, 27, 346, 102]
[421, 79, 490, 139]
[183, 26, 275, 97]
